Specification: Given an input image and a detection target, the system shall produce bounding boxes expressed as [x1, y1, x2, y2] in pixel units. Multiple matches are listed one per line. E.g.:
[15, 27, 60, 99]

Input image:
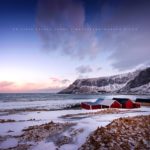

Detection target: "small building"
[81, 97, 141, 110]
[81, 102, 100, 110]
[133, 102, 141, 108]
[81, 99, 121, 110]
[81, 98, 103, 110]
[113, 98, 134, 108]
[136, 98, 150, 106]
[99, 99, 122, 108]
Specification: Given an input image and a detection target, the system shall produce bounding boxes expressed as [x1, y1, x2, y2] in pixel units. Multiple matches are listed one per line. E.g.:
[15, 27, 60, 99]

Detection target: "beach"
[0, 93, 150, 150]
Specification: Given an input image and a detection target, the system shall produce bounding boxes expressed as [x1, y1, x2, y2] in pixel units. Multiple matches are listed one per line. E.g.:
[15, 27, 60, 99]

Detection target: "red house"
[81, 98, 103, 110]
[133, 102, 141, 108]
[81, 102, 101, 110]
[81, 98, 141, 110]
[113, 98, 134, 108]
[136, 98, 150, 106]
[81, 99, 121, 110]
[99, 99, 122, 108]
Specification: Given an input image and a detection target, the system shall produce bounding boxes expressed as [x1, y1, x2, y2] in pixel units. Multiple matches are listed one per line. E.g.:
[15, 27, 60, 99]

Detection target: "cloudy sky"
[0, 0, 150, 93]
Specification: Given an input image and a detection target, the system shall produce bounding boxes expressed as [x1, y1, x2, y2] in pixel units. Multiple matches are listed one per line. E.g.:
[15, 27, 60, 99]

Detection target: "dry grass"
[61, 108, 124, 119]
[79, 115, 150, 150]
[20, 121, 76, 142]
[0, 119, 16, 123]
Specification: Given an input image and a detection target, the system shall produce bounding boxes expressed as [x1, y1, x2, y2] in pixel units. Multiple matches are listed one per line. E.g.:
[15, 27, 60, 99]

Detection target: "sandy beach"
[0, 106, 150, 150]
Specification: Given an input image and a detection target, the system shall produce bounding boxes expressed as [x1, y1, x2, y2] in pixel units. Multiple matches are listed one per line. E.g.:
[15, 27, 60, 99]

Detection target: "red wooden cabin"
[99, 99, 122, 108]
[81, 99, 122, 110]
[81, 98, 103, 110]
[133, 102, 141, 108]
[81, 102, 101, 110]
[110, 100, 122, 108]
[136, 98, 150, 106]
[113, 98, 135, 108]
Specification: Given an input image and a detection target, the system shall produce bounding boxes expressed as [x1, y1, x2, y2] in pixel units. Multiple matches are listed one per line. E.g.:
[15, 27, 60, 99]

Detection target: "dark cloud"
[97, 0, 150, 70]
[110, 30, 150, 70]
[37, 0, 150, 70]
[49, 77, 70, 85]
[76, 65, 93, 74]
[97, 67, 102, 71]
[61, 79, 70, 84]
[37, 0, 100, 59]
[37, 0, 84, 27]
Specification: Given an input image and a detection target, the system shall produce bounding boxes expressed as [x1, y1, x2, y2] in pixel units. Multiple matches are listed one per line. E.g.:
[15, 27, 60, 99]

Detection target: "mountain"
[119, 67, 150, 94]
[59, 67, 150, 94]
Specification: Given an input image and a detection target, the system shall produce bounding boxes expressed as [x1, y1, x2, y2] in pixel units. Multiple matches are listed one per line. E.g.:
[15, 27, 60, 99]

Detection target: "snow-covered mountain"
[119, 67, 150, 94]
[59, 67, 150, 94]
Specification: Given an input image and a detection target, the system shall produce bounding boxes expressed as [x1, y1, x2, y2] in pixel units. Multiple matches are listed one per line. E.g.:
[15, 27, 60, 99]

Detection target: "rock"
[59, 67, 150, 94]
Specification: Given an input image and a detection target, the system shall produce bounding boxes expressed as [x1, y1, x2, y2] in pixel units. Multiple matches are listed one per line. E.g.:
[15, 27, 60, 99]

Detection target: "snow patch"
[0, 138, 18, 149]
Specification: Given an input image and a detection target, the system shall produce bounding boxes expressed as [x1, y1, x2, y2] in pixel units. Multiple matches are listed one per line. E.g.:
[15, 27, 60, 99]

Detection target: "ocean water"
[0, 93, 149, 110]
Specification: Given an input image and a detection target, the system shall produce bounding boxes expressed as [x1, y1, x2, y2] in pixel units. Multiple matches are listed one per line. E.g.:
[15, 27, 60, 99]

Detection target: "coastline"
[0, 106, 150, 150]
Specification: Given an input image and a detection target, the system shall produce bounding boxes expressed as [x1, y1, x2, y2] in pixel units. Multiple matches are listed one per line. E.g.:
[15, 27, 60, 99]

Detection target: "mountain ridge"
[59, 67, 150, 94]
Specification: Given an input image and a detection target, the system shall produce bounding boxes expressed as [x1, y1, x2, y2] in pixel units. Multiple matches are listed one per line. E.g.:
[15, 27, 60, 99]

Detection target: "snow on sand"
[0, 107, 150, 150]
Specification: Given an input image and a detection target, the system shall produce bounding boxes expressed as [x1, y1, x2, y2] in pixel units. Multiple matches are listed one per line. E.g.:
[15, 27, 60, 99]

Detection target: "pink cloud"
[0, 81, 14, 88]
[0, 81, 16, 92]
[0, 78, 70, 93]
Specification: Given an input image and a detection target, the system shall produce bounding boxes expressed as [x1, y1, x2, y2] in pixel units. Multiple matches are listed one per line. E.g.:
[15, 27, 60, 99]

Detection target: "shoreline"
[0, 107, 150, 149]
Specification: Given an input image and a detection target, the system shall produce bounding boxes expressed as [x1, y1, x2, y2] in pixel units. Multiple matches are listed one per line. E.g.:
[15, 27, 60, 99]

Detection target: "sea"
[0, 93, 149, 111]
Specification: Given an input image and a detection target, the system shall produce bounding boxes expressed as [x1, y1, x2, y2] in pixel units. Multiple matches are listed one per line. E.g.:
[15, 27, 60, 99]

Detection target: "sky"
[0, 0, 150, 93]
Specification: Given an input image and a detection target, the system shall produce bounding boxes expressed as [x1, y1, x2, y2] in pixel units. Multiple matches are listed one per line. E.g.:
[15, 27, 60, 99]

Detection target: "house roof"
[83, 99, 114, 106]
[113, 98, 130, 104]
[100, 99, 116, 106]
[95, 98, 104, 104]
[136, 98, 150, 103]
